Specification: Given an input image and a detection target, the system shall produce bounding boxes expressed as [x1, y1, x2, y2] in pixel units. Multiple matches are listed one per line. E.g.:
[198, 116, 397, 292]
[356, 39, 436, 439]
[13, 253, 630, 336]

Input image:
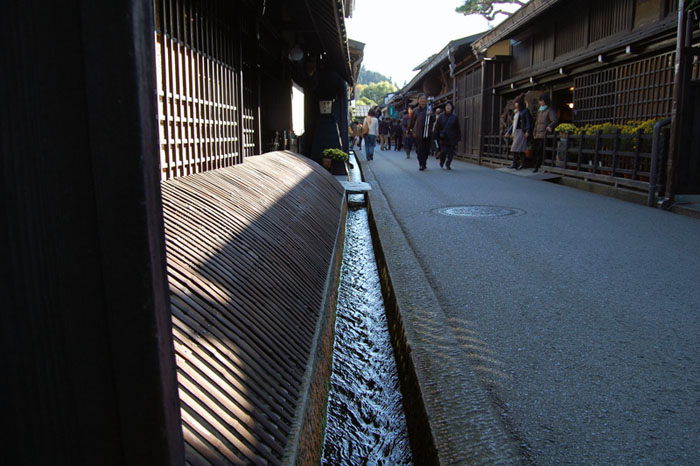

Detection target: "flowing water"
[321, 157, 413, 465]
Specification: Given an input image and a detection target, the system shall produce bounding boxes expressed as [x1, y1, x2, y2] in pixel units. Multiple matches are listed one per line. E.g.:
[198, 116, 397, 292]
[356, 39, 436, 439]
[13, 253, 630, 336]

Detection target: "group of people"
[350, 91, 557, 174]
[504, 92, 558, 173]
[351, 112, 405, 156]
[351, 93, 462, 171]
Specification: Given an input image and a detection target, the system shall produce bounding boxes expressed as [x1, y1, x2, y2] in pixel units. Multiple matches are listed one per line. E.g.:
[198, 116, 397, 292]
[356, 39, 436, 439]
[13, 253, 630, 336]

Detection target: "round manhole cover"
[436, 205, 524, 218]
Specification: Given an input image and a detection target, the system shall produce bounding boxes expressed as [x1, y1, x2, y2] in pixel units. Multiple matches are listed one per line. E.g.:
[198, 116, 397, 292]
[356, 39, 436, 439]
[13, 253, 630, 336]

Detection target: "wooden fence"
[481, 127, 671, 194]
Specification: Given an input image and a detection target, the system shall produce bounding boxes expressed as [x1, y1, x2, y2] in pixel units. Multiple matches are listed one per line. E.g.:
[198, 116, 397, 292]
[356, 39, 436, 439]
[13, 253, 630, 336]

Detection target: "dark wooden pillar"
[0, 1, 184, 465]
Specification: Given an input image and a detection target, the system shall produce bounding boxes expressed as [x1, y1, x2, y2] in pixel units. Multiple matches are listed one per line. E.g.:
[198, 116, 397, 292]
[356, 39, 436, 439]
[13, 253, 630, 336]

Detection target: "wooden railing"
[481, 126, 671, 195]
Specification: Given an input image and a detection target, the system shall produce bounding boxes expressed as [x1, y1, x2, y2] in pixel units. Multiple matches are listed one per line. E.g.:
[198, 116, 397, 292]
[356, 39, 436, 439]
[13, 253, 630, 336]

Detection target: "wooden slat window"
[555, 15, 587, 57]
[589, 0, 634, 43]
[511, 39, 532, 74]
[574, 52, 674, 124]
[532, 30, 554, 66]
[155, 0, 258, 180]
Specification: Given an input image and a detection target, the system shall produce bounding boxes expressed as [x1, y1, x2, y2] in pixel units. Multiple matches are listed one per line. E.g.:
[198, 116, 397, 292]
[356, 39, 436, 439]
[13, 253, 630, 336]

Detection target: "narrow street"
[362, 146, 700, 464]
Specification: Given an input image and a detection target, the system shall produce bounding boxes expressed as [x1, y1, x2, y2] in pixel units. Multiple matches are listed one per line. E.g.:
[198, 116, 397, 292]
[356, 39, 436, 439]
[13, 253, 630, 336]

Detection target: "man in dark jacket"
[408, 94, 434, 171]
[434, 102, 461, 169]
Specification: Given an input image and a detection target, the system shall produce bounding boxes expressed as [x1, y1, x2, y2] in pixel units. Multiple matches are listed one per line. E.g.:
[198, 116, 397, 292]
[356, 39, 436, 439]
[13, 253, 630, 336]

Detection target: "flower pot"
[322, 157, 332, 169]
[331, 159, 348, 175]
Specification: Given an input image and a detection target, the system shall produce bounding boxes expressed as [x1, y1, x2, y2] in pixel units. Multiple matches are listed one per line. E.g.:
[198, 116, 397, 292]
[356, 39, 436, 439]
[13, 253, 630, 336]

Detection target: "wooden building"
[391, 33, 485, 154]
[154, 0, 358, 179]
[2, 1, 357, 464]
[471, 0, 699, 197]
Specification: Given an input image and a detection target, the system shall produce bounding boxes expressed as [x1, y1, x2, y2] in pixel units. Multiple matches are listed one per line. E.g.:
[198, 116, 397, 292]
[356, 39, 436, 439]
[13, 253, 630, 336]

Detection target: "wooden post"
[578, 131, 585, 171]
[666, 0, 691, 202]
[0, 1, 184, 464]
[612, 128, 621, 177]
[593, 130, 602, 174]
[633, 128, 643, 179]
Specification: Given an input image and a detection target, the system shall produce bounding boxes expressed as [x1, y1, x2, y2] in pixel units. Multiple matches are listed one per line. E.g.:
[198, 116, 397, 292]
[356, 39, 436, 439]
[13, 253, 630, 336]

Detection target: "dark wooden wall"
[455, 67, 483, 156]
[1, 1, 184, 465]
[507, 0, 677, 77]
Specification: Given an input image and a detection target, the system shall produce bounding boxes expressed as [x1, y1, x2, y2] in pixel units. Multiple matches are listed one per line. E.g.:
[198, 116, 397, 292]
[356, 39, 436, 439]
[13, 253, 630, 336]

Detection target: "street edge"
[361, 157, 524, 465]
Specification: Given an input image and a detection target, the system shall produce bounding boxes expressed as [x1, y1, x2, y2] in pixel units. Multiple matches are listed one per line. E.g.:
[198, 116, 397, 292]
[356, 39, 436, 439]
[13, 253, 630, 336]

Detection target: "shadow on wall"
[160, 151, 344, 465]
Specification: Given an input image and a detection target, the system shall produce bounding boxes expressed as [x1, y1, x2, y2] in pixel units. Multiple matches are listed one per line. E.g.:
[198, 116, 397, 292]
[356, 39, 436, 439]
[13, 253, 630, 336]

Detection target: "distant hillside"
[358, 65, 395, 86]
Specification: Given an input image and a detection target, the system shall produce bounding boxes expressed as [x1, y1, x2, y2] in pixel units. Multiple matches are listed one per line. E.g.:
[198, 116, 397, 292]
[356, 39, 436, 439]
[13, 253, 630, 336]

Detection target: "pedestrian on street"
[354, 120, 363, 150]
[379, 117, 390, 150]
[505, 94, 532, 170]
[434, 101, 461, 170]
[401, 108, 414, 159]
[532, 93, 558, 173]
[408, 94, 435, 171]
[391, 119, 402, 151]
[363, 109, 379, 161]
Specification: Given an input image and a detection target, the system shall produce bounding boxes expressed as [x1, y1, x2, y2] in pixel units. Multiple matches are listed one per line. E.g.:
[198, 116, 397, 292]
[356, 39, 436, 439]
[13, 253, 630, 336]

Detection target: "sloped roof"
[303, 0, 354, 83]
[471, 0, 561, 52]
[403, 32, 486, 92]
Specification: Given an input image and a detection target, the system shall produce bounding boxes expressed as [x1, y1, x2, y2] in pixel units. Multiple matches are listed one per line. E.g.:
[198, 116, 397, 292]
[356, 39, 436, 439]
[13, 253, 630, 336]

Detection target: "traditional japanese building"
[471, 0, 699, 197]
[2, 1, 360, 465]
[390, 33, 484, 125]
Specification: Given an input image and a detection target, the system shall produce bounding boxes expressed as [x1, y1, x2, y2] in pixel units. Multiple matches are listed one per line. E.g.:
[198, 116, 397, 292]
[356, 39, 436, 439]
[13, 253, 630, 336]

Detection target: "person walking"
[354, 120, 363, 150]
[379, 117, 389, 150]
[391, 119, 401, 151]
[504, 94, 532, 170]
[363, 109, 379, 161]
[434, 102, 461, 170]
[532, 93, 558, 173]
[408, 94, 434, 171]
[401, 108, 414, 159]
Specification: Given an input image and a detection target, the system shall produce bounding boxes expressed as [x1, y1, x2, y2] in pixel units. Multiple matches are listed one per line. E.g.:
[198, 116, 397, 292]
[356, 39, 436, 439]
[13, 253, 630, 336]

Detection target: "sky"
[345, 0, 516, 87]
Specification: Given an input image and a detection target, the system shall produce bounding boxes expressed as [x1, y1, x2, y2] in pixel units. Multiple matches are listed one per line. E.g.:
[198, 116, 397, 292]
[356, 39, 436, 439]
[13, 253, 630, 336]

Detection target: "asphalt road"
[361, 146, 700, 465]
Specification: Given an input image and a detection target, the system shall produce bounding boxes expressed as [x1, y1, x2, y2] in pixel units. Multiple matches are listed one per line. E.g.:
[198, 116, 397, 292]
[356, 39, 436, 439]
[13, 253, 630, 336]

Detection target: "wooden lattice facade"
[154, 0, 260, 180]
[466, 0, 700, 195]
[473, 0, 684, 132]
[574, 52, 675, 124]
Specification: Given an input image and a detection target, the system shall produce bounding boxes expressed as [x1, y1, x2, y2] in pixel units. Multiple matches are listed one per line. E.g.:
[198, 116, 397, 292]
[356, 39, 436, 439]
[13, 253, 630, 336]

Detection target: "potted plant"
[321, 148, 349, 174]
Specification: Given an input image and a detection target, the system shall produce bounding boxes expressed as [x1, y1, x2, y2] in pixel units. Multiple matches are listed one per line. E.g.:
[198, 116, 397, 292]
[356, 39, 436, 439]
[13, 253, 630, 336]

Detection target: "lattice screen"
[155, 0, 258, 180]
[574, 52, 674, 124]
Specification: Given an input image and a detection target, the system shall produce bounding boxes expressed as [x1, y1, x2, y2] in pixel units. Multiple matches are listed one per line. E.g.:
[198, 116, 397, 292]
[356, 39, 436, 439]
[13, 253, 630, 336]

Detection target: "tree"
[356, 96, 376, 106]
[359, 81, 397, 106]
[455, 0, 526, 21]
[358, 65, 394, 85]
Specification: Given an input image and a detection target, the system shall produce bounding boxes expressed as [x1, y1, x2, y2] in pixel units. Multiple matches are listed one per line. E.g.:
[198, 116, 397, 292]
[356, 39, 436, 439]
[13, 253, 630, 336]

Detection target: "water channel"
[321, 155, 413, 465]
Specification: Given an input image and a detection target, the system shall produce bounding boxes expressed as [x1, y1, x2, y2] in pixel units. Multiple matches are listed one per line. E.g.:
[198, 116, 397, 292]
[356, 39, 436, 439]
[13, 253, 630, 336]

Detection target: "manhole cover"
[436, 205, 524, 218]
